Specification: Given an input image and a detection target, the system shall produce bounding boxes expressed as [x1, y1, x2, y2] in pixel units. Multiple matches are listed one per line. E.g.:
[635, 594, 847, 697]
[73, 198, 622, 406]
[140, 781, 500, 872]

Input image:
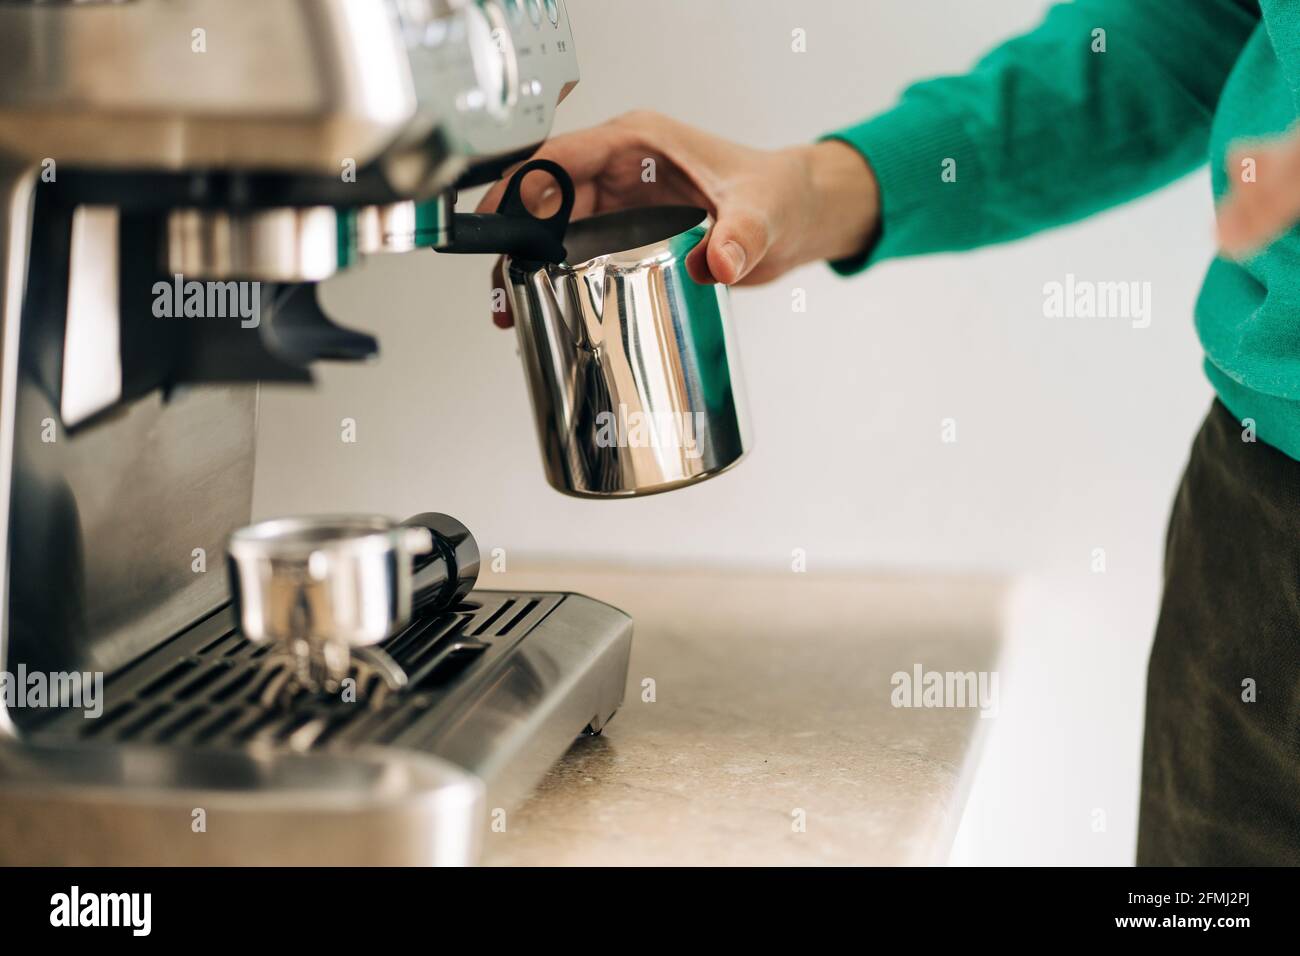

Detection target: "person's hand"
[481, 110, 880, 327]
[1217, 128, 1300, 258]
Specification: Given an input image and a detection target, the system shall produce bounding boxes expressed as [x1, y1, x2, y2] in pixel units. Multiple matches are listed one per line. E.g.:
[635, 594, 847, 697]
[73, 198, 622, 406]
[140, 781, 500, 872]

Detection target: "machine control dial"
[394, 0, 578, 172]
[465, 0, 519, 119]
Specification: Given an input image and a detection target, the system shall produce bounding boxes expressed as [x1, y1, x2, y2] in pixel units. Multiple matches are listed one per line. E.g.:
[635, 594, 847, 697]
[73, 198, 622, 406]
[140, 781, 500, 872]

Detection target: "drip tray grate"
[31, 592, 559, 753]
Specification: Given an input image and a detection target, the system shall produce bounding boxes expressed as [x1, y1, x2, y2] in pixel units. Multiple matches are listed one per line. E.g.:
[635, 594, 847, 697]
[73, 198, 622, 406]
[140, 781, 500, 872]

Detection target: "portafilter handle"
[405, 512, 480, 613]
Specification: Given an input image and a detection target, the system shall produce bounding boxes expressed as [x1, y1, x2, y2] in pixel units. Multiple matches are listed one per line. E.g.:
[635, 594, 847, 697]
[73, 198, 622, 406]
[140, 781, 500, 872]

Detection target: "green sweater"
[825, 0, 1300, 458]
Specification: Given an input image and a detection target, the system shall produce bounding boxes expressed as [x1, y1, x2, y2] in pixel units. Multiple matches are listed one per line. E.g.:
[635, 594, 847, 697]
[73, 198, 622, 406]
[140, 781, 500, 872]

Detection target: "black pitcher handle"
[438, 159, 575, 262]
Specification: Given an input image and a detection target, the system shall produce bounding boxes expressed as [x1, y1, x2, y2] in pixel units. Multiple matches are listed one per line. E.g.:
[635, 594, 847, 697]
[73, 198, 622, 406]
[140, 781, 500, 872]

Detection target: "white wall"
[255, 0, 1218, 864]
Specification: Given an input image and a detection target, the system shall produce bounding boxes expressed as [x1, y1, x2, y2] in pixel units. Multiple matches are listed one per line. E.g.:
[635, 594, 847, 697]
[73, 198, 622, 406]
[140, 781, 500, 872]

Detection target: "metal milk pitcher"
[497, 160, 751, 498]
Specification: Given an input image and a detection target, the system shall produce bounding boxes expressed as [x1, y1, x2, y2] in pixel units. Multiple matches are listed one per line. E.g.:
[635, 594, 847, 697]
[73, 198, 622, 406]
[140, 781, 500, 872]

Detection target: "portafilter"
[227, 512, 479, 698]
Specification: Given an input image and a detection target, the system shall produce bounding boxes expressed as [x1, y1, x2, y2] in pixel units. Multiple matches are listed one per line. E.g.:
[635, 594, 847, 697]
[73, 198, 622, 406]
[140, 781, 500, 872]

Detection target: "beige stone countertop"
[481, 565, 1006, 866]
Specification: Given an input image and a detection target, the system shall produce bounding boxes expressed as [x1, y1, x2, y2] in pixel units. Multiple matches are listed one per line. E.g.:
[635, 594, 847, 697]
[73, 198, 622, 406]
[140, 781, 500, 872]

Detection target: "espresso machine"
[0, 0, 634, 865]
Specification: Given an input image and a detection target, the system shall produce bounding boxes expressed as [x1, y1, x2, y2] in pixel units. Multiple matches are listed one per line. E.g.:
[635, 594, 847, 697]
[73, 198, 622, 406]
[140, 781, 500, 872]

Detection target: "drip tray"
[22, 589, 633, 843]
[34, 593, 555, 752]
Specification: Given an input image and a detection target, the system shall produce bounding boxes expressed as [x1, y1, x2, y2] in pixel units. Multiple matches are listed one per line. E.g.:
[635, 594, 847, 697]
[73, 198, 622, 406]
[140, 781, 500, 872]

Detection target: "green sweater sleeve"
[825, 0, 1260, 273]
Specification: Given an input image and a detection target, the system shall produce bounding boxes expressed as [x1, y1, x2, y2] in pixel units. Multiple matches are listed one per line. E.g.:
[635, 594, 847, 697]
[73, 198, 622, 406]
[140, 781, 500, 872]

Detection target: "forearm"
[825, 0, 1259, 272]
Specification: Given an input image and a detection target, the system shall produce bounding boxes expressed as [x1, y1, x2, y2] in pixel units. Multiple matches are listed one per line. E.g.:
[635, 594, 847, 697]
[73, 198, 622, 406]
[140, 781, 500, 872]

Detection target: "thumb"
[686, 208, 771, 285]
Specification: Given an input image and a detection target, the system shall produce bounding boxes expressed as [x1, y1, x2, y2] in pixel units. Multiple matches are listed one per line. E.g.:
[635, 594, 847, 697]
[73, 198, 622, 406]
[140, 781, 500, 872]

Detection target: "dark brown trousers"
[1138, 400, 1300, 865]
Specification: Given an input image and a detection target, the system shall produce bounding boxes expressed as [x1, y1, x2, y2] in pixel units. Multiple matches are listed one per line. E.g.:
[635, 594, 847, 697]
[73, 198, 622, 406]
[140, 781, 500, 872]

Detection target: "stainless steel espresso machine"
[0, 0, 633, 865]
